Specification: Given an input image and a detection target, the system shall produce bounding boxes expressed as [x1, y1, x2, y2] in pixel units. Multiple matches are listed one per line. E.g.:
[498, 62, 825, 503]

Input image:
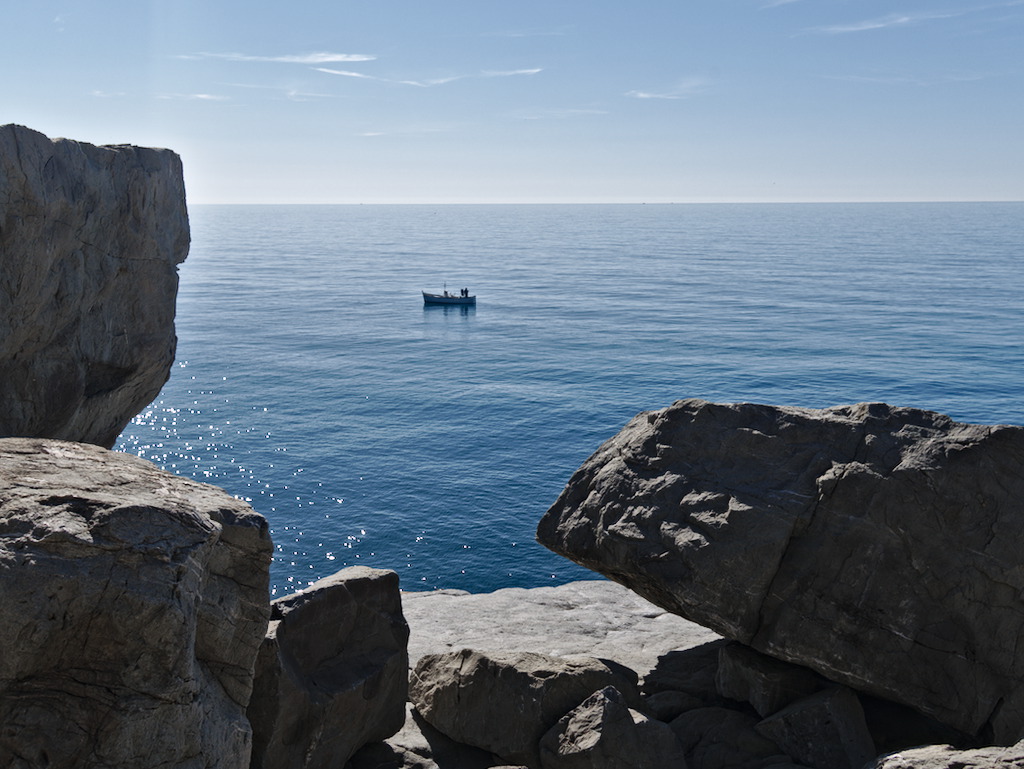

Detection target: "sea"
[114, 202, 1024, 598]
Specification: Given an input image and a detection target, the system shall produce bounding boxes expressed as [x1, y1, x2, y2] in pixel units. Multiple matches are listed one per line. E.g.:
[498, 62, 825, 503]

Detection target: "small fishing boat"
[423, 287, 476, 305]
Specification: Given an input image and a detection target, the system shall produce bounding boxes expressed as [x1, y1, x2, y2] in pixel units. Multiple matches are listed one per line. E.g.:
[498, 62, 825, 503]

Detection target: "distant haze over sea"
[116, 203, 1024, 596]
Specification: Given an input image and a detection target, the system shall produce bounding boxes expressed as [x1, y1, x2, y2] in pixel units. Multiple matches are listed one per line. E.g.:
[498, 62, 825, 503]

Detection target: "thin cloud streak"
[804, 2, 1024, 35]
[482, 68, 543, 77]
[157, 93, 230, 101]
[182, 51, 376, 64]
[315, 67, 542, 88]
[811, 11, 960, 34]
[626, 77, 708, 100]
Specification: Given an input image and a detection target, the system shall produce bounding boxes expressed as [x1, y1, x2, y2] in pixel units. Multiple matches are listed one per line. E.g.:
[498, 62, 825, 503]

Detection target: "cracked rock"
[0, 124, 189, 448]
[537, 398, 1024, 742]
[0, 438, 272, 769]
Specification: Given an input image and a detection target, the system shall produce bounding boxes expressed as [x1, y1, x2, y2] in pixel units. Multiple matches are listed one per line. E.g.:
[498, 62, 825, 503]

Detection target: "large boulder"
[409, 649, 640, 768]
[0, 124, 189, 448]
[537, 399, 1024, 742]
[0, 438, 272, 768]
[755, 687, 876, 769]
[538, 685, 688, 769]
[248, 566, 410, 769]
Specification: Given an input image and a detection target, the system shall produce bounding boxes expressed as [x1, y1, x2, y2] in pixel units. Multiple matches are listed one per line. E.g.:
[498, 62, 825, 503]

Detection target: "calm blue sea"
[115, 203, 1024, 597]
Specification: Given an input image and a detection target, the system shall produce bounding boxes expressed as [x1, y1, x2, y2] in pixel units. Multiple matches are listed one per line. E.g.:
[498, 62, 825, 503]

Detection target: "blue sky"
[5, 1, 1023, 203]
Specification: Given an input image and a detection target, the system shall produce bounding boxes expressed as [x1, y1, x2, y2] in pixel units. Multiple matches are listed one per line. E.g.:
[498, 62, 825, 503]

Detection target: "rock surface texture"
[538, 685, 688, 769]
[0, 124, 189, 448]
[870, 741, 1024, 769]
[0, 438, 272, 769]
[537, 399, 1024, 743]
[249, 566, 410, 769]
[409, 650, 640, 768]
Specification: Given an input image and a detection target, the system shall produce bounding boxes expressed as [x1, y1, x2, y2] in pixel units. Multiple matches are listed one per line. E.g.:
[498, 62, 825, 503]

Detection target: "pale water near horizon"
[115, 203, 1024, 597]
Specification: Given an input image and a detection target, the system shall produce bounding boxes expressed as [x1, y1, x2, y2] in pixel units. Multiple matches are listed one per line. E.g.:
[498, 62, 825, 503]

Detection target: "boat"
[422, 287, 476, 306]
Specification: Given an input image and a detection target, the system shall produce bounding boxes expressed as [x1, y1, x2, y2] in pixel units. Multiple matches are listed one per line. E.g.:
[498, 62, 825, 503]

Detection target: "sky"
[3, 1, 1023, 204]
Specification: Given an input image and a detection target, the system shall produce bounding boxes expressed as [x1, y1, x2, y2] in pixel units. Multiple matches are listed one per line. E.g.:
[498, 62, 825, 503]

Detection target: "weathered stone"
[756, 687, 876, 769]
[249, 566, 410, 769]
[860, 694, 971, 756]
[0, 124, 189, 448]
[716, 643, 824, 718]
[345, 741, 440, 769]
[0, 437, 271, 769]
[538, 685, 688, 769]
[401, 579, 719, 678]
[869, 740, 1024, 769]
[409, 649, 639, 768]
[538, 399, 1024, 741]
[669, 706, 783, 769]
[642, 640, 730, 703]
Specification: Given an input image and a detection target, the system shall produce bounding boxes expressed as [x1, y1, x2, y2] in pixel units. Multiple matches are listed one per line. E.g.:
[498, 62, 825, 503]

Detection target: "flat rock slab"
[401, 579, 720, 678]
[376, 580, 718, 768]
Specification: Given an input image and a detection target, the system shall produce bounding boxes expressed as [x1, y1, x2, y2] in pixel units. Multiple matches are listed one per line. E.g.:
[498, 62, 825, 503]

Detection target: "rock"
[537, 399, 1024, 741]
[642, 640, 727, 694]
[248, 566, 410, 769]
[346, 742, 440, 769]
[538, 685, 688, 769]
[401, 579, 719, 678]
[386, 704, 503, 769]
[716, 643, 824, 718]
[409, 649, 639, 768]
[0, 124, 189, 448]
[860, 694, 971, 756]
[869, 740, 1024, 769]
[755, 687, 876, 769]
[0, 437, 271, 769]
[669, 706, 783, 769]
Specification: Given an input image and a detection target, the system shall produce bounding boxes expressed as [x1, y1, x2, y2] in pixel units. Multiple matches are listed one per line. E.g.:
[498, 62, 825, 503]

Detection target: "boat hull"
[423, 292, 476, 306]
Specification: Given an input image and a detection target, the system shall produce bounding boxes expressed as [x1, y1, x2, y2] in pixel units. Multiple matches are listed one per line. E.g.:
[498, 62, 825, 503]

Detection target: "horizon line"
[184, 198, 1024, 206]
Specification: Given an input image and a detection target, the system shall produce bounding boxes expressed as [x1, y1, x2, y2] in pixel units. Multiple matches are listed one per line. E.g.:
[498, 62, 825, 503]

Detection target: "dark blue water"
[115, 203, 1024, 596]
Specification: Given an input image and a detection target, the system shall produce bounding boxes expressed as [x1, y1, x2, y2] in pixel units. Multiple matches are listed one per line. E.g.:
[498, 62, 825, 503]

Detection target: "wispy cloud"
[810, 11, 961, 34]
[762, 0, 801, 7]
[626, 77, 708, 100]
[482, 68, 543, 78]
[315, 67, 542, 88]
[220, 82, 343, 101]
[355, 125, 460, 138]
[803, 2, 1024, 35]
[181, 51, 375, 64]
[157, 93, 230, 101]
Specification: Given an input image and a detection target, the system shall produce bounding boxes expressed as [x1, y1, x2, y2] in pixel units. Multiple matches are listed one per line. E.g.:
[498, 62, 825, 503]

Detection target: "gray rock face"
[248, 566, 410, 769]
[538, 685, 688, 769]
[869, 741, 1024, 769]
[409, 649, 640, 768]
[715, 643, 824, 720]
[669, 707, 782, 769]
[0, 124, 189, 448]
[0, 438, 272, 769]
[755, 687, 876, 769]
[537, 399, 1024, 742]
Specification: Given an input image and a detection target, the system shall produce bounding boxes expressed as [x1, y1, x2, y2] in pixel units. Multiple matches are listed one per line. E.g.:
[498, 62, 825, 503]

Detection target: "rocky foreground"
[4, 127, 1024, 769]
